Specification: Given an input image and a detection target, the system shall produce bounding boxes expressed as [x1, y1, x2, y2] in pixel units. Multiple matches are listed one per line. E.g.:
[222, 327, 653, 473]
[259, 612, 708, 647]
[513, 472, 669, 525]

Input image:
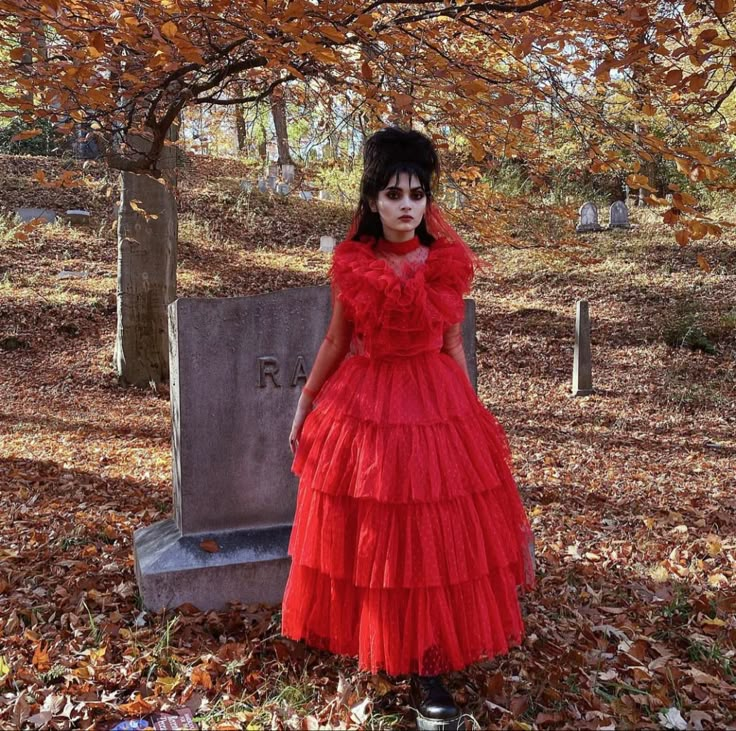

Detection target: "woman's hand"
[289, 395, 314, 455]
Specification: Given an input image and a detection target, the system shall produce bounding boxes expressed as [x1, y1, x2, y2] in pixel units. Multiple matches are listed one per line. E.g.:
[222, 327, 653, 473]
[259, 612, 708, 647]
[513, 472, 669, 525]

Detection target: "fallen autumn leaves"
[1, 153, 735, 729]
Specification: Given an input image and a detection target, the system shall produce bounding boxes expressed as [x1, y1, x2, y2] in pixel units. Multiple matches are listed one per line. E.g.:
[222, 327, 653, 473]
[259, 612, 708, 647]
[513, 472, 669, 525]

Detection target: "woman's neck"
[380, 225, 417, 243]
[376, 234, 421, 255]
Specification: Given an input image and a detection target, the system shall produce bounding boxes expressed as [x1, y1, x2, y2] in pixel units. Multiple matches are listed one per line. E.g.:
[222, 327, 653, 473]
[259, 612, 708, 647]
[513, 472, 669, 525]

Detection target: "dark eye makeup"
[384, 187, 426, 199]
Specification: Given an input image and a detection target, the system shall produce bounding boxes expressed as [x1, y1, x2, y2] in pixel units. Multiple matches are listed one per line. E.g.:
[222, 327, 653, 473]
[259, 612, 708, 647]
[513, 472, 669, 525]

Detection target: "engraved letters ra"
[257, 355, 309, 388]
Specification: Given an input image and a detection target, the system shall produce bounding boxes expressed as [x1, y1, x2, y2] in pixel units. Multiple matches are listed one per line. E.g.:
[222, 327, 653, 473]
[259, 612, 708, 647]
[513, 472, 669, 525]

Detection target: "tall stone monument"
[134, 288, 478, 611]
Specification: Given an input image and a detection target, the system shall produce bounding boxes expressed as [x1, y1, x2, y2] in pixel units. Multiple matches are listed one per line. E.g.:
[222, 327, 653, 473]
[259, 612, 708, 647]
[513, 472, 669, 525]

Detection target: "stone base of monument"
[134, 519, 291, 611]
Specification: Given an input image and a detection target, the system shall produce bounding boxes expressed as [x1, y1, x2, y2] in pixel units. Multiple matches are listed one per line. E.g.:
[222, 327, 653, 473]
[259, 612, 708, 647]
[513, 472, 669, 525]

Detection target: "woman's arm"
[441, 322, 471, 384]
[299, 283, 354, 407]
[289, 284, 353, 454]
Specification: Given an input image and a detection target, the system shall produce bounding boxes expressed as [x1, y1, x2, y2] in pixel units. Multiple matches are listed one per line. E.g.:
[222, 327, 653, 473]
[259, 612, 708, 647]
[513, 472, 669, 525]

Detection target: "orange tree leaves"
[0, 1, 734, 239]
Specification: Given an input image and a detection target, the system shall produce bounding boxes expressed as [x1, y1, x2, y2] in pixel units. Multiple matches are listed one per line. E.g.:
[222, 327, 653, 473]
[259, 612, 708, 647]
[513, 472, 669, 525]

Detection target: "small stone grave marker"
[15, 208, 56, 224]
[319, 236, 336, 253]
[608, 200, 631, 229]
[65, 209, 91, 225]
[575, 202, 603, 233]
[56, 270, 90, 280]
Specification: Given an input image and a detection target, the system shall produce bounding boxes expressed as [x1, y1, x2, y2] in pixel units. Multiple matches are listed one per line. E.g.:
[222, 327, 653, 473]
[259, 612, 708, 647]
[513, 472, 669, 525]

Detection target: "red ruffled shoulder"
[328, 236, 476, 327]
[425, 236, 475, 296]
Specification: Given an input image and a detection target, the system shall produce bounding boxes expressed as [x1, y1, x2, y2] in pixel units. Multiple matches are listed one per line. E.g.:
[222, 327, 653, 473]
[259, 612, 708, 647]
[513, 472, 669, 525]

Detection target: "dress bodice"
[329, 236, 474, 359]
[375, 245, 430, 279]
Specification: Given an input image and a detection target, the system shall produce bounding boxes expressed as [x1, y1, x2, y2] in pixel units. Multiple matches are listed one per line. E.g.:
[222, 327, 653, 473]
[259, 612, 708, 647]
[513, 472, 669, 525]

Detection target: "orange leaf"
[90, 32, 105, 53]
[11, 129, 42, 142]
[509, 113, 524, 129]
[190, 665, 213, 689]
[118, 696, 155, 716]
[200, 539, 220, 553]
[161, 21, 178, 39]
[714, 0, 734, 15]
[361, 61, 373, 81]
[675, 229, 689, 246]
[469, 140, 485, 162]
[664, 68, 683, 86]
[689, 74, 706, 93]
[696, 254, 711, 272]
[392, 93, 413, 111]
[32, 643, 50, 672]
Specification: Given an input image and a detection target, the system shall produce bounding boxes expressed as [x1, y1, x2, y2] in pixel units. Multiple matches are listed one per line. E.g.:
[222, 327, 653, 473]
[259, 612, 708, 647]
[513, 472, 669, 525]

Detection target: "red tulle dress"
[281, 230, 535, 677]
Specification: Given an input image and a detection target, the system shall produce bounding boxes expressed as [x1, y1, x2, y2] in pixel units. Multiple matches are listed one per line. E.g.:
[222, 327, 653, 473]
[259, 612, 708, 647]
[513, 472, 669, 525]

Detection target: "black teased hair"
[354, 127, 440, 246]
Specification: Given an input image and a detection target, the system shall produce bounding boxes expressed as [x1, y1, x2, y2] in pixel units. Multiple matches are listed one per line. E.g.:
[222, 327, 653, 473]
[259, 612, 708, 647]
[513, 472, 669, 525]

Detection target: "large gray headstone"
[134, 288, 478, 611]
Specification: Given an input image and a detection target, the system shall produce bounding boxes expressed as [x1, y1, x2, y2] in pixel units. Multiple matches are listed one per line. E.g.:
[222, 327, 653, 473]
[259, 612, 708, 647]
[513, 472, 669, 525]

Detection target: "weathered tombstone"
[281, 164, 295, 183]
[318, 190, 333, 201]
[266, 175, 277, 191]
[240, 180, 253, 193]
[572, 300, 593, 396]
[575, 202, 603, 233]
[134, 291, 479, 610]
[608, 201, 631, 230]
[267, 162, 280, 178]
[257, 179, 269, 194]
[298, 191, 313, 201]
[449, 189, 468, 209]
[319, 235, 336, 253]
[276, 183, 290, 196]
[15, 208, 56, 224]
[65, 209, 91, 225]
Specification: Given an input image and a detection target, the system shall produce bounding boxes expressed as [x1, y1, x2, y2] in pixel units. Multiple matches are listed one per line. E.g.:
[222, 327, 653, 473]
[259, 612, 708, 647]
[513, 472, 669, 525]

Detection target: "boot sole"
[415, 713, 464, 731]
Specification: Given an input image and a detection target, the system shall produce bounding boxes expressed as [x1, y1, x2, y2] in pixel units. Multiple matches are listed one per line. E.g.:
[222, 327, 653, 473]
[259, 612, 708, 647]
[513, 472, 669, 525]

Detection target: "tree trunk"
[114, 131, 178, 386]
[258, 124, 267, 160]
[270, 86, 292, 165]
[234, 82, 247, 152]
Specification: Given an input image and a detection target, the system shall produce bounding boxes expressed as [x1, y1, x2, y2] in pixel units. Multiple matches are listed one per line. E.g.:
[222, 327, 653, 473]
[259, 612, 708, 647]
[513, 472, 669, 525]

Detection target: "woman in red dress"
[283, 127, 535, 730]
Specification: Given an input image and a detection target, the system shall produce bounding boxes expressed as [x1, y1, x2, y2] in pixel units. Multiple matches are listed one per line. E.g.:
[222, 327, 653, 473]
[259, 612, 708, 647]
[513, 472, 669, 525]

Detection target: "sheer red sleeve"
[301, 282, 354, 403]
[441, 321, 470, 383]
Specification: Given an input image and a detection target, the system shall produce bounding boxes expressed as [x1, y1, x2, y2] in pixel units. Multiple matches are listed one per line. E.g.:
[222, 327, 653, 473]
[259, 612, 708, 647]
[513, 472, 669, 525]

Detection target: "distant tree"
[270, 85, 293, 166]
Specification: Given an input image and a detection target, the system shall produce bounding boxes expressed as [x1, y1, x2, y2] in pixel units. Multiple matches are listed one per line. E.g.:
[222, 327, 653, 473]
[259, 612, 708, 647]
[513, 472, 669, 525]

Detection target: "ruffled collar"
[341, 236, 456, 283]
[375, 235, 421, 255]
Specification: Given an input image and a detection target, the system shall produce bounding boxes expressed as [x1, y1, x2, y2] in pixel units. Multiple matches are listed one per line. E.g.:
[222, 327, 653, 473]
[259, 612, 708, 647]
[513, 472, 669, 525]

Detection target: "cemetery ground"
[0, 152, 735, 730]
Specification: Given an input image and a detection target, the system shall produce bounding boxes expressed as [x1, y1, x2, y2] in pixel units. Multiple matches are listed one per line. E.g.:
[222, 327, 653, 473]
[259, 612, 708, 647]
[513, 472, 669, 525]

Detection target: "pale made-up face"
[370, 171, 428, 242]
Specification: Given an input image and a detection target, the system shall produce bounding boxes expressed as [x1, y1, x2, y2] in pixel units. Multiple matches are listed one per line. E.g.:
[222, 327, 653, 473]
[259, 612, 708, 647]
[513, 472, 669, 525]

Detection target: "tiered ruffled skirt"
[282, 350, 535, 676]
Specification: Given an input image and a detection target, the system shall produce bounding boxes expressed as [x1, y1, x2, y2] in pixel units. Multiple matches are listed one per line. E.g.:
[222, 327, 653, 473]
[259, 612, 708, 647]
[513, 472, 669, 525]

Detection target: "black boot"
[409, 674, 462, 731]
